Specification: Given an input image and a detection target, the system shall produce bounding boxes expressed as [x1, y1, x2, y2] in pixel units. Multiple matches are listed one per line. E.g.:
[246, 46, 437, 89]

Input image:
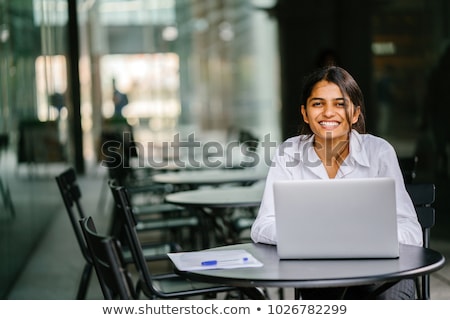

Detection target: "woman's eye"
[312, 102, 322, 107]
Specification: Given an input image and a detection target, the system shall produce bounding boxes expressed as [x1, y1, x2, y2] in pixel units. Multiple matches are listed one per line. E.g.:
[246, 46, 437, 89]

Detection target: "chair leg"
[278, 288, 284, 299]
[422, 275, 431, 300]
[240, 287, 267, 299]
[76, 263, 93, 300]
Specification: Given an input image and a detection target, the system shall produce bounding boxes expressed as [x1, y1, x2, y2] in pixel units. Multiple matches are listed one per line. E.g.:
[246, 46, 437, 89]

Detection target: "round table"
[165, 185, 264, 208]
[175, 242, 446, 299]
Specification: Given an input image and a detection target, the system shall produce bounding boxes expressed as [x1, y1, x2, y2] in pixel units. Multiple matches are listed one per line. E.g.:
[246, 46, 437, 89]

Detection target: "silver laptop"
[274, 178, 399, 259]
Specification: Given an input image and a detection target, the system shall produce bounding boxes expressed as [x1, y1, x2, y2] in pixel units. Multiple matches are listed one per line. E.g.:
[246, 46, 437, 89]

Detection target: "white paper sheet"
[168, 249, 263, 271]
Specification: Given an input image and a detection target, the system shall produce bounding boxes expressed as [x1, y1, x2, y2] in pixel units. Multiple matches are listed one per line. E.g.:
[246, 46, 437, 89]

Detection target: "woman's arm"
[378, 144, 423, 246]
[251, 148, 294, 244]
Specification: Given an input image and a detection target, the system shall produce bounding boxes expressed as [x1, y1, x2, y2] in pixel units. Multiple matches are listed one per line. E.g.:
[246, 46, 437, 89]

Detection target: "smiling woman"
[250, 65, 423, 300]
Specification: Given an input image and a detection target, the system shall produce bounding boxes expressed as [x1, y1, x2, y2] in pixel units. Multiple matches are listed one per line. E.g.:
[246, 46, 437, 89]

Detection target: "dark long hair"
[299, 66, 366, 135]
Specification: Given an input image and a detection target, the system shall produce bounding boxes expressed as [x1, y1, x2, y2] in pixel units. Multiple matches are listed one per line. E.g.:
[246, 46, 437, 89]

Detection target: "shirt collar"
[348, 130, 370, 167]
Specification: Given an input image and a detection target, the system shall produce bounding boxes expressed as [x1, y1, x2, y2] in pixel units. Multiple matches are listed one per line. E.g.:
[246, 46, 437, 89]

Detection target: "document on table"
[168, 249, 263, 271]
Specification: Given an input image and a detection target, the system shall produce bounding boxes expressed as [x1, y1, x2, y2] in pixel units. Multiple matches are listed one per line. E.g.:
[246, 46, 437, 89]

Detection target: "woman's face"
[301, 80, 360, 144]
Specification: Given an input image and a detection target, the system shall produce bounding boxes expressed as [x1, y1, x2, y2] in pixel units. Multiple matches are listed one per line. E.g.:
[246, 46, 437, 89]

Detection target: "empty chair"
[55, 168, 180, 299]
[405, 183, 436, 299]
[108, 180, 266, 299]
[79, 216, 137, 299]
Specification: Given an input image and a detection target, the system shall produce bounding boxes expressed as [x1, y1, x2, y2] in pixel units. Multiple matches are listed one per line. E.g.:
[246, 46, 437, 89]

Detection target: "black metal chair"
[79, 216, 137, 299]
[405, 183, 436, 300]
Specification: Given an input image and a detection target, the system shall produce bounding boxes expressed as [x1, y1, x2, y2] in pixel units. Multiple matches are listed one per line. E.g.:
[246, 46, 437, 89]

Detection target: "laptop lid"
[274, 178, 399, 259]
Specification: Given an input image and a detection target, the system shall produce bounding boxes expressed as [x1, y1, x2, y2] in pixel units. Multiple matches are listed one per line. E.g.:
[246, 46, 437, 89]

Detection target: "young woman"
[250, 66, 422, 299]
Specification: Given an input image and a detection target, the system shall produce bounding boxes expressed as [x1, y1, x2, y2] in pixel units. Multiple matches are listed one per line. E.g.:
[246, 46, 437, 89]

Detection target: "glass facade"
[1, 0, 449, 298]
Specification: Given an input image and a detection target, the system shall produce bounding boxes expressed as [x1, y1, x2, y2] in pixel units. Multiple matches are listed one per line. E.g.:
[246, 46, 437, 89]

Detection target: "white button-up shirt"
[250, 130, 423, 246]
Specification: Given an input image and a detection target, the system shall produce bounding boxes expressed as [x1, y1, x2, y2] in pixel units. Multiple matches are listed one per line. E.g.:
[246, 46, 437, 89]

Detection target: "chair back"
[55, 168, 90, 262]
[405, 183, 436, 300]
[108, 179, 158, 296]
[80, 216, 136, 299]
[405, 183, 436, 248]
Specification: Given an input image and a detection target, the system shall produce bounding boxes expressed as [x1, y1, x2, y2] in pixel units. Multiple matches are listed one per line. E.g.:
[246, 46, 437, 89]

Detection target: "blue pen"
[201, 257, 249, 266]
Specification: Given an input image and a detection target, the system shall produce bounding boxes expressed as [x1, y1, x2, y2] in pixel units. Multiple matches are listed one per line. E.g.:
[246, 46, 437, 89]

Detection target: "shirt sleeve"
[250, 148, 293, 244]
[377, 144, 423, 246]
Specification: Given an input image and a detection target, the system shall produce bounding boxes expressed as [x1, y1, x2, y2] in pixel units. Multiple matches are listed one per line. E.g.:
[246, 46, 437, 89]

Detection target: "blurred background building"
[1, 0, 450, 298]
